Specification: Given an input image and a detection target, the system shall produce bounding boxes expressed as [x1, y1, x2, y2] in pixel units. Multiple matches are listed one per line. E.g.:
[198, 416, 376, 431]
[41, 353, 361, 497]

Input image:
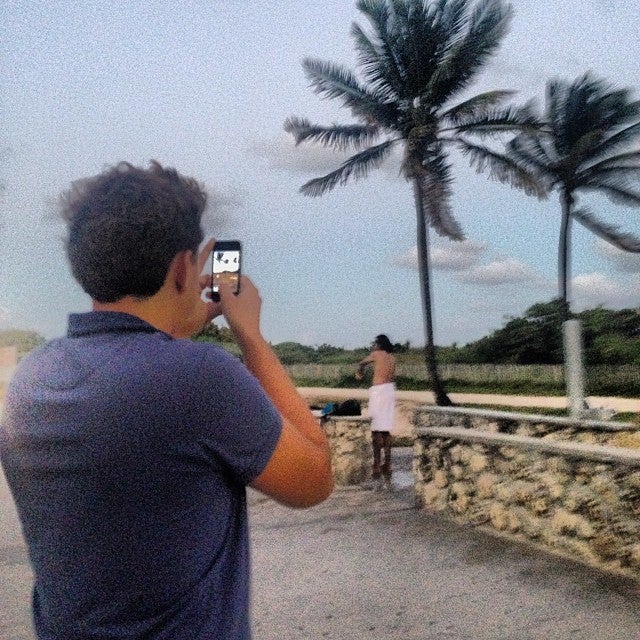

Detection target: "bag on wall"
[332, 399, 361, 416]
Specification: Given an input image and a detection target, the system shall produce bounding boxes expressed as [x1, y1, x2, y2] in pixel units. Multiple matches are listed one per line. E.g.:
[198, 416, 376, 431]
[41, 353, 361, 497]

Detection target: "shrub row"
[285, 364, 640, 398]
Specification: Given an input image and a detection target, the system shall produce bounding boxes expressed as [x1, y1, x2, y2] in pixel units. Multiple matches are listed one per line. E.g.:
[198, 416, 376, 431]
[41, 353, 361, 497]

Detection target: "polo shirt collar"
[68, 311, 169, 338]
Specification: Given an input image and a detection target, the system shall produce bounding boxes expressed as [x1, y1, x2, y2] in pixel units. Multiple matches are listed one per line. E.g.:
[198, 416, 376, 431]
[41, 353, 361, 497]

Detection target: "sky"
[2, 0, 640, 349]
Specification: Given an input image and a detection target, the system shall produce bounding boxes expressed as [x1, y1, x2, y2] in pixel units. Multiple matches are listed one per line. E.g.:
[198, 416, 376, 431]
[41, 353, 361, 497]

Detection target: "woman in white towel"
[356, 334, 396, 488]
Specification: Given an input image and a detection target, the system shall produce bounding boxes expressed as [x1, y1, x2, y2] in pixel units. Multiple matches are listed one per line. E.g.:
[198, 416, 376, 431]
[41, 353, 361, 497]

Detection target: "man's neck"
[90, 253, 199, 339]
[92, 295, 174, 336]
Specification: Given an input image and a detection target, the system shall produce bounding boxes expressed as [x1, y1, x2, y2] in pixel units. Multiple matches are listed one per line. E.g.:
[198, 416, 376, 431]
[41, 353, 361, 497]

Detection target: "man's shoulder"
[11, 335, 240, 394]
[7, 338, 73, 386]
[167, 340, 258, 396]
[172, 339, 241, 369]
[127, 339, 246, 394]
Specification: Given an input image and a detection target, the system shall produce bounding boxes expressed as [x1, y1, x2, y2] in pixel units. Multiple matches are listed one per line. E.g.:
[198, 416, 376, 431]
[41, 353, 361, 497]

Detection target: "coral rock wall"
[323, 416, 371, 486]
[414, 407, 640, 579]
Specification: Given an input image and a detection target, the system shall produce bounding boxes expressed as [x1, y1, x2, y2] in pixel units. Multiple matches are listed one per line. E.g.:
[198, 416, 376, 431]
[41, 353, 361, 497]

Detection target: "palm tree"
[284, 0, 542, 405]
[507, 73, 640, 318]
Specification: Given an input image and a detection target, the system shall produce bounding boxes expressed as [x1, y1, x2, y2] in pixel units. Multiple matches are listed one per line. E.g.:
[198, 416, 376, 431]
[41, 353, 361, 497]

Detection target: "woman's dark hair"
[375, 334, 394, 353]
[61, 161, 207, 302]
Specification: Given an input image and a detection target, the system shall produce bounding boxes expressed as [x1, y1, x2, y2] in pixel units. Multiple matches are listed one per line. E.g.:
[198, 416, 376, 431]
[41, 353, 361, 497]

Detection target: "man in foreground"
[356, 334, 396, 489]
[0, 161, 333, 639]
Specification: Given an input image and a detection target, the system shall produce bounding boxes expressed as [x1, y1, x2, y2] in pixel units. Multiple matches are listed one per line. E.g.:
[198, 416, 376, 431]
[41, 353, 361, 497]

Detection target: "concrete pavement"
[1, 457, 33, 640]
[249, 449, 640, 640]
[3, 450, 639, 640]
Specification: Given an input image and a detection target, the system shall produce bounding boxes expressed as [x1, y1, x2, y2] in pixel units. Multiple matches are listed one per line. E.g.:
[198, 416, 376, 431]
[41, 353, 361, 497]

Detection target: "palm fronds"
[507, 134, 558, 178]
[546, 74, 640, 157]
[459, 140, 549, 198]
[443, 90, 516, 125]
[451, 103, 543, 137]
[302, 57, 401, 127]
[582, 181, 640, 208]
[302, 57, 369, 104]
[299, 140, 397, 197]
[588, 122, 640, 164]
[401, 0, 466, 95]
[511, 72, 640, 308]
[414, 154, 465, 239]
[428, 0, 513, 106]
[573, 208, 640, 252]
[355, 0, 408, 97]
[584, 150, 640, 174]
[284, 117, 381, 151]
[579, 164, 640, 189]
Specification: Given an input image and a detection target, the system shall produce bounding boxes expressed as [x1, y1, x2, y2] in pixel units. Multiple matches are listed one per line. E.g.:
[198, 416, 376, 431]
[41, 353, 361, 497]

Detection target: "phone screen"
[211, 241, 241, 299]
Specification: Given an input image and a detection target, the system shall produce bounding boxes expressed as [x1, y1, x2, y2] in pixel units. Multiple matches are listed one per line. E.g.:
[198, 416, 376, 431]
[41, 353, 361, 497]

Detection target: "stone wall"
[414, 406, 640, 580]
[323, 416, 372, 486]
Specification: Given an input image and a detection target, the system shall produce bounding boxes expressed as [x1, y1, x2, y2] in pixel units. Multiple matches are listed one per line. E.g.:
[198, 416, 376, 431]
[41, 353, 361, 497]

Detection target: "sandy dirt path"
[298, 387, 640, 437]
[1, 389, 637, 440]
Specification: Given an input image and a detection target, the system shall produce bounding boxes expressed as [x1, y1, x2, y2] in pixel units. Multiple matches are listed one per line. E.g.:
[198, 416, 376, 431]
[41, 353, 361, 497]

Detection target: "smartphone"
[210, 240, 241, 302]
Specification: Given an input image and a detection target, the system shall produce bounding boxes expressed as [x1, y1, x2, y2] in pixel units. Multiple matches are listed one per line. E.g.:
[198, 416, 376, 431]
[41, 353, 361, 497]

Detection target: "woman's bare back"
[369, 350, 396, 385]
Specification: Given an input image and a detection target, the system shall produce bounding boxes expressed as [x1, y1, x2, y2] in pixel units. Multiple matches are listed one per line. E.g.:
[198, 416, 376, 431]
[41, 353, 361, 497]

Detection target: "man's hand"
[199, 274, 223, 321]
[196, 238, 220, 321]
[172, 239, 222, 338]
[218, 276, 262, 345]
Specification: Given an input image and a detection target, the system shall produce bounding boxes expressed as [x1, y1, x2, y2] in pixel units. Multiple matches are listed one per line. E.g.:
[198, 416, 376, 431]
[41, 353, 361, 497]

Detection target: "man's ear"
[169, 250, 191, 293]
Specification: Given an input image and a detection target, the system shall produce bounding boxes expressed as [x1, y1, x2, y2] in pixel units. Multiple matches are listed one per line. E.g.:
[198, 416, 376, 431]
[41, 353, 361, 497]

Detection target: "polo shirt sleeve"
[188, 346, 283, 485]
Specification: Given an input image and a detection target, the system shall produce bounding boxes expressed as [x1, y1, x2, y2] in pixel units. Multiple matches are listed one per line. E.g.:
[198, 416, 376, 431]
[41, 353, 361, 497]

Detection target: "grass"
[294, 372, 571, 396]
[287, 364, 640, 398]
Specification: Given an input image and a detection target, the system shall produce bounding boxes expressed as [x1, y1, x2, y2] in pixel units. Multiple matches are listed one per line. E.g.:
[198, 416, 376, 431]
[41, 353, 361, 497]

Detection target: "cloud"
[378, 146, 404, 181]
[201, 188, 243, 234]
[37, 180, 242, 238]
[433, 241, 487, 271]
[572, 273, 640, 310]
[457, 259, 545, 286]
[393, 247, 418, 269]
[250, 134, 406, 181]
[395, 242, 547, 288]
[395, 241, 486, 271]
[483, 58, 548, 90]
[595, 240, 640, 273]
[250, 135, 351, 175]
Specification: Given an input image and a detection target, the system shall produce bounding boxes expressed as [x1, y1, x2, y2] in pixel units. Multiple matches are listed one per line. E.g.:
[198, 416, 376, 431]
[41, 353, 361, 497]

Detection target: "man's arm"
[218, 278, 333, 508]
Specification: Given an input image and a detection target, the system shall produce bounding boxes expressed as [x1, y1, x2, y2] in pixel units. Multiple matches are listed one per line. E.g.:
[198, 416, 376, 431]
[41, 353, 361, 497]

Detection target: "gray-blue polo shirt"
[0, 311, 282, 640]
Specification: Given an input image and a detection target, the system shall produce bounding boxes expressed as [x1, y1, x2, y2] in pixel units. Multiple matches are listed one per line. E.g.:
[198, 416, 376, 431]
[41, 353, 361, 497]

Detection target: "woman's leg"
[381, 432, 392, 484]
[371, 431, 383, 479]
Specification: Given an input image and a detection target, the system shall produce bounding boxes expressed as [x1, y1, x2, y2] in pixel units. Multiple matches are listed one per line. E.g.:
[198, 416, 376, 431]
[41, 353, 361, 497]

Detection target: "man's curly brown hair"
[61, 161, 207, 302]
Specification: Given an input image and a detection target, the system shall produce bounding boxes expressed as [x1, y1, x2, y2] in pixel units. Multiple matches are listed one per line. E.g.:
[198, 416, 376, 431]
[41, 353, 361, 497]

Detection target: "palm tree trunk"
[413, 179, 453, 406]
[559, 189, 573, 321]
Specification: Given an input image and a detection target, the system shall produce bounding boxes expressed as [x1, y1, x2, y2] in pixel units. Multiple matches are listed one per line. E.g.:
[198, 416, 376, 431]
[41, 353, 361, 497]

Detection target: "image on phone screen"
[211, 242, 241, 300]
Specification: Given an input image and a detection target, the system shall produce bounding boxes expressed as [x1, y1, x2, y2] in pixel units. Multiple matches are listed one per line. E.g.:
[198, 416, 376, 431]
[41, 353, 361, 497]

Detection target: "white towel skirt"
[368, 382, 396, 432]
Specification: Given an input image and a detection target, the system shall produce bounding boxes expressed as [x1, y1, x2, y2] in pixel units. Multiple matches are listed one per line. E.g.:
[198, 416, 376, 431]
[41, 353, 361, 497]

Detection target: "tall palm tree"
[284, 0, 542, 405]
[507, 73, 640, 318]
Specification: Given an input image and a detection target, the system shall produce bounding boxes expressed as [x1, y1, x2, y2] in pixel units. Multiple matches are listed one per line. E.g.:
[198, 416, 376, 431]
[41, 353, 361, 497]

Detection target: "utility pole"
[563, 320, 586, 419]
